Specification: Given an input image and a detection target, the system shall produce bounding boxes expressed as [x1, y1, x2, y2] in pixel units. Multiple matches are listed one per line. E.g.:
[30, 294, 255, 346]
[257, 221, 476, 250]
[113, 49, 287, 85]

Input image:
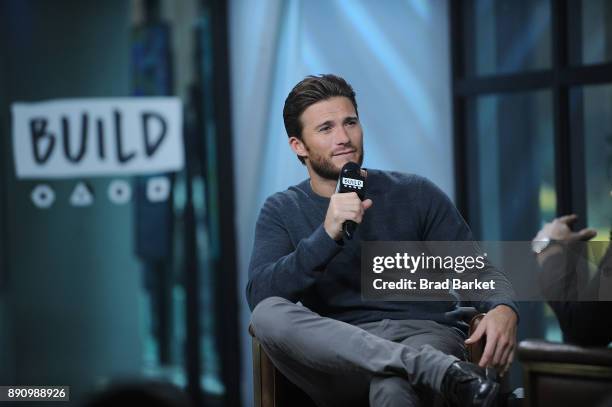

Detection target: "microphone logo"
[341, 177, 364, 189]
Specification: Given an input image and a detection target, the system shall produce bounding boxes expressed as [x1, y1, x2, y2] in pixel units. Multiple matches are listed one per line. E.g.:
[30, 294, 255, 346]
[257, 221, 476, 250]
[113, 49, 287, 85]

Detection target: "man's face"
[292, 96, 364, 180]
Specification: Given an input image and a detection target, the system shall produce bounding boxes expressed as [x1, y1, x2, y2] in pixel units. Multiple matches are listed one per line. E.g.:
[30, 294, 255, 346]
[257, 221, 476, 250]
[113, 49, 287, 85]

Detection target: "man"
[533, 214, 612, 346]
[247, 74, 518, 407]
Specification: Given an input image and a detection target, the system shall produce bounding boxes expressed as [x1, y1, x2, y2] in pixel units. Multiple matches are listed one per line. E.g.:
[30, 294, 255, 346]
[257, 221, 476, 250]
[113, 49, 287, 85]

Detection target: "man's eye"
[320, 126, 331, 132]
[346, 120, 357, 126]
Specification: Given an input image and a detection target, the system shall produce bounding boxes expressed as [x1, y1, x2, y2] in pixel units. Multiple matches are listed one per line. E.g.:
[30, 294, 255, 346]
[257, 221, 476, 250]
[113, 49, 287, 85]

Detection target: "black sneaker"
[441, 361, 499, 407]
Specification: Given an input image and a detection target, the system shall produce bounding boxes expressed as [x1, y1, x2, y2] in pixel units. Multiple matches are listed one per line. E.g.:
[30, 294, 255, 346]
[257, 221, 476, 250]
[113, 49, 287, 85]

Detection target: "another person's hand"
[464, 304, 518, 377]
[535, 214, 597, 242]
[532, 214, 597, 264]
[324, 192, 373, 241]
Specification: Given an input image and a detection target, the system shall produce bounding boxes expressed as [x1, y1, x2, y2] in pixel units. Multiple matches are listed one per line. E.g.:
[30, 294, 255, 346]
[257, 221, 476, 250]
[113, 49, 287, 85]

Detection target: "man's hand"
[324, 192, 373, 241]
[533, 214, 597, 265]
[535, 214, 597, 242]
[464, 304, 518, 377]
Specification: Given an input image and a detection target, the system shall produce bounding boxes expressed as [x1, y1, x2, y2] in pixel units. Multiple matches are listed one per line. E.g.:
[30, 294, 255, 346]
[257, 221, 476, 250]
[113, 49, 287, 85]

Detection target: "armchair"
[250, 310, 489, 407]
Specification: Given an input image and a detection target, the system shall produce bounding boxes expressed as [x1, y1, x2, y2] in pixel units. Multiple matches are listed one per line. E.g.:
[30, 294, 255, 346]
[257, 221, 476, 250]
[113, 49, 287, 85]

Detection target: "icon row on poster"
[30, 177, 171, 209]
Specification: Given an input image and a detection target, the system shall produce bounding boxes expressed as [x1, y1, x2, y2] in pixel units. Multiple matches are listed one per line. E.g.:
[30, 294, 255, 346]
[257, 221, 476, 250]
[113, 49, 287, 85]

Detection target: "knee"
[370, 376, 421, 407]
[250, 296, 295, 343]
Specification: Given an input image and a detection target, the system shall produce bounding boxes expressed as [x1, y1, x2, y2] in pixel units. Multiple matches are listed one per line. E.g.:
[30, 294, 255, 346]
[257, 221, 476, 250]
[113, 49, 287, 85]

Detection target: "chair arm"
[518, 340, 612, 407]
[466, 313, 486, 364]
[251, 329, 282, 407]
[518, 339, 612, 366]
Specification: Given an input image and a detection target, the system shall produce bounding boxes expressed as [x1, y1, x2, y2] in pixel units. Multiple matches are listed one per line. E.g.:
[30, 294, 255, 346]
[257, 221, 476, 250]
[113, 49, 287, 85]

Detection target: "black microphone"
[335, 161, 366, 240]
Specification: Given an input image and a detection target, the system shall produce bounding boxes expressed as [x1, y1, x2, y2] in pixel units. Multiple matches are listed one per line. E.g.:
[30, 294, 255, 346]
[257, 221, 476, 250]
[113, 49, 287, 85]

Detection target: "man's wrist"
[323, 226, 342, 242]
[531, 236, 562, 254]
[534, 239, 564, 267]
[532, 236, 549, 254]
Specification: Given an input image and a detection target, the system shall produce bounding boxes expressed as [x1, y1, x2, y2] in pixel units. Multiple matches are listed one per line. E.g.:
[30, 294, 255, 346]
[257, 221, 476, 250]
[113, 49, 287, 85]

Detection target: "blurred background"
[0, 0, 610, 406]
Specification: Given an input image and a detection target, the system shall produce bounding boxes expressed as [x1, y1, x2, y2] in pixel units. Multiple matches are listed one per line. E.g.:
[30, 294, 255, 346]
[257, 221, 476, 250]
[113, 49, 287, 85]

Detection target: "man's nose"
[334, 126, 350, 144]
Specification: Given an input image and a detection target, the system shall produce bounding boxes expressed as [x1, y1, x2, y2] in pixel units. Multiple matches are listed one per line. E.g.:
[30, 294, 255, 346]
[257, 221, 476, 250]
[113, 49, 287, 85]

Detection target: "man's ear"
[288, 136, 308, 160]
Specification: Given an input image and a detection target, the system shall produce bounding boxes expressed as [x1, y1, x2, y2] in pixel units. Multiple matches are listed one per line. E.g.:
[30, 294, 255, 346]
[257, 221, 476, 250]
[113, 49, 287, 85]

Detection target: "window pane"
[465, 90, 555, 240]
[570, 84, 612, 240]
[465, 90, 556, 345]
[463, 0, 551, 76]
[568, 0, 612, 66]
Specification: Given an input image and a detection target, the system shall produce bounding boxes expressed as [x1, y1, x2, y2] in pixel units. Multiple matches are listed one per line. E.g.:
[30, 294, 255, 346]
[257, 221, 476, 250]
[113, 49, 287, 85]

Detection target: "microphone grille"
[341, 161, 361, 175]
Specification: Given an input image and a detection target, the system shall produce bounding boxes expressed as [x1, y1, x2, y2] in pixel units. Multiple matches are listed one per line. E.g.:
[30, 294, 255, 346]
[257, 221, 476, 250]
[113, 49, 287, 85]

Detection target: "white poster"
[11, 98, 184, 179]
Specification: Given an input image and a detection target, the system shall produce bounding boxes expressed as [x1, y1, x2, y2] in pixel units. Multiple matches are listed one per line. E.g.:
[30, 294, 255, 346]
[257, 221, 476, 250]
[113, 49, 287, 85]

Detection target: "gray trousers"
[250, 297, 467, 407]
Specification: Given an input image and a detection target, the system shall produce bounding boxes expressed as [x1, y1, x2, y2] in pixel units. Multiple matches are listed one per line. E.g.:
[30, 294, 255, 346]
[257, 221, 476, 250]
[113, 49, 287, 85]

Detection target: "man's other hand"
[324, 192, 373, 241]
[464, 304, 518, 377]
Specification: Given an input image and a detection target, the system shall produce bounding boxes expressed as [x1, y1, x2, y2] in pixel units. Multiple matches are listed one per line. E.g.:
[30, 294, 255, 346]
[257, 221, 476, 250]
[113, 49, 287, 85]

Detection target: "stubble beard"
[307, 146, 364, 181]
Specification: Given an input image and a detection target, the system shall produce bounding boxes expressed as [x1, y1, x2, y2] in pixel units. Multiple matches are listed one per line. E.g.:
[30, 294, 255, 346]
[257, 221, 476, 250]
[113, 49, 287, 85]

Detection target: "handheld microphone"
[335, 161, 366, 240]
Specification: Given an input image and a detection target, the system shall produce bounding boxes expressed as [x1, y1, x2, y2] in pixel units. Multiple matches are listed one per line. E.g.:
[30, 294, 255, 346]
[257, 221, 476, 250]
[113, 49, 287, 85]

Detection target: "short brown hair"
[283, 74, 358, 164]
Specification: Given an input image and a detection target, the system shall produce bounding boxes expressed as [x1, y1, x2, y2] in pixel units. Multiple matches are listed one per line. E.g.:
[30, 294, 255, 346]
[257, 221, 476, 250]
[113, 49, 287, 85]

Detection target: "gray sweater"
[246, 170, 518, 330]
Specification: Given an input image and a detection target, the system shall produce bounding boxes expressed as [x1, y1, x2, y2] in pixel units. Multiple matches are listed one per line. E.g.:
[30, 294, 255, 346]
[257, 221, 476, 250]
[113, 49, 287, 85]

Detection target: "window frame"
[450, 0, 612, 230]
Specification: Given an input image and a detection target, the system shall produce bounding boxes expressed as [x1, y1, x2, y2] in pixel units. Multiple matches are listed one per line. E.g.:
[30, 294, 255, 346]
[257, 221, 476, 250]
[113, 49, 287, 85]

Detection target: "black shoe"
[441, 361, 499, 407]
